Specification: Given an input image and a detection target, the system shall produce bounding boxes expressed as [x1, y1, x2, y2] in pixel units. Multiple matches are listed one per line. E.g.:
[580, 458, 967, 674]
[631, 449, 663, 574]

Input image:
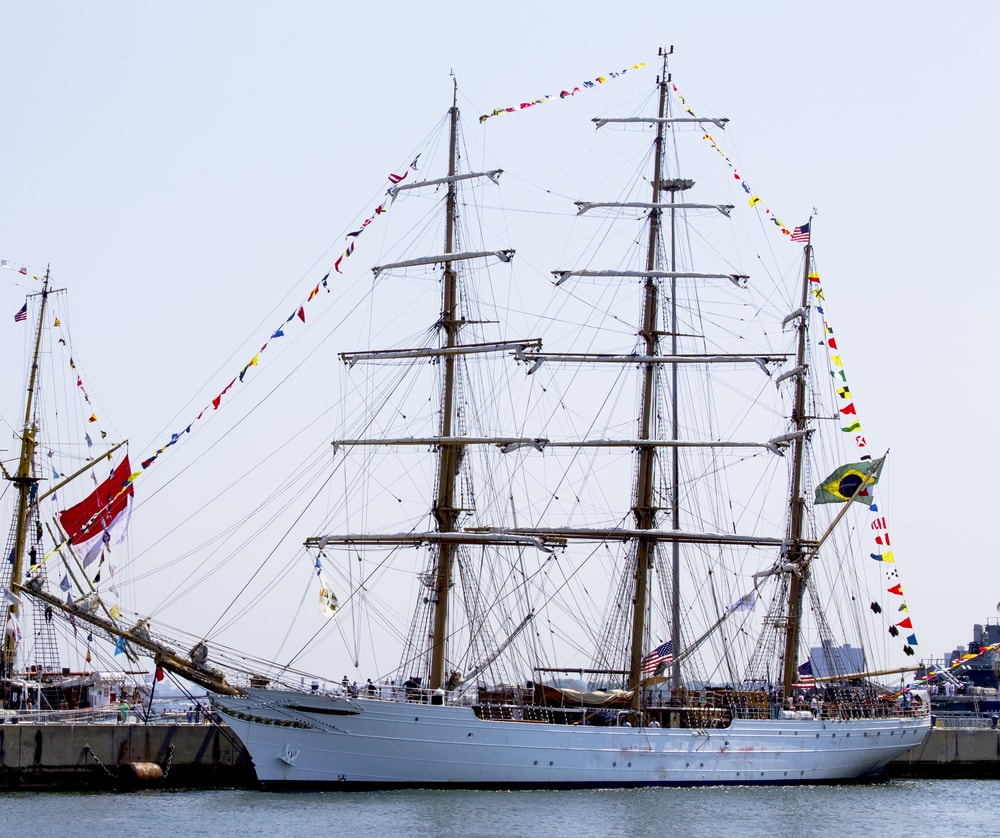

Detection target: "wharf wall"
[890, 726, 1000, 779]
[0, 720, 256, 790]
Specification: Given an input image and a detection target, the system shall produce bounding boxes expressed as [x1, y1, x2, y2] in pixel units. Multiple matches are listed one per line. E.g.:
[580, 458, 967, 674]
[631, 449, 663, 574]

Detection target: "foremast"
[1, 269, 51, 680]
[780, 242, 815, 700]
[313, 84, 526, 692]
[2, 271, 136, 687]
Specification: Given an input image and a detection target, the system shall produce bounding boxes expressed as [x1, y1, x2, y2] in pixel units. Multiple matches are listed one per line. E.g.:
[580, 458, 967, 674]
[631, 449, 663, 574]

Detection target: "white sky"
[2, 1, 997, 676]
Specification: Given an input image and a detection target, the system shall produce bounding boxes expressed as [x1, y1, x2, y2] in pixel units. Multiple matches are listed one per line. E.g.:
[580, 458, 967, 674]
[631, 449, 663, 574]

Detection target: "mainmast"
[626, 53, 670, 706]
[536, 47, 745, 702]
[780, 243, 815, 699]
[428, 81, 464, 691]
[2, 268, 50, 680]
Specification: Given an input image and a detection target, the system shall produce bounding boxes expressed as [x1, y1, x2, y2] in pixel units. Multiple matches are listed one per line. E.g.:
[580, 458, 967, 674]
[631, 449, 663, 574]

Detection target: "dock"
[890, 721, 1000, 779]
[0, 715, 255, 790]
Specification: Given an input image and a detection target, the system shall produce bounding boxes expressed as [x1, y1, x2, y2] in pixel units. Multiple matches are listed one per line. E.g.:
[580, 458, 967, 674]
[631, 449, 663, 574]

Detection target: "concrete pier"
[0, 720, 255, 790]
[890, 726, 1000, 779]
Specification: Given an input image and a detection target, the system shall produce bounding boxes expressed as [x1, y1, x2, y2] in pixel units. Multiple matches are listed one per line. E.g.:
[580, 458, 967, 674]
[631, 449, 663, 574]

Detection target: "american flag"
[793, 660, 815, 687]
[790, 222, 810, 243]
[641, 640, 674, 675]
[13, 303, 27, 323]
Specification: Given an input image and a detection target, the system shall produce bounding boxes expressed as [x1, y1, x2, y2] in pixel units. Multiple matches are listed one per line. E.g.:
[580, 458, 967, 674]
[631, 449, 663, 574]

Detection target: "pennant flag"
[60, 575, 71, 592]
[212, 378, 237, 410]
[58, 456, 134, 567]
[5, 615, 22, 642]
[14, 303, 27, 323]
[887, 583, 903, 596]
[479, 62, 646, 123]
[897, 617, 913, 629]
[815, 457, 884, 505]
[319, 571, 339, 618]
[640, 640, 674, 675]
[725, 591, 756, 614]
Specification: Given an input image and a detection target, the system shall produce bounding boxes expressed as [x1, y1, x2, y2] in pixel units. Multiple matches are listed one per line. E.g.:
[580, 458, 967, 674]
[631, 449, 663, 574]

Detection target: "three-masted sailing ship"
[209, 50, 930, 788]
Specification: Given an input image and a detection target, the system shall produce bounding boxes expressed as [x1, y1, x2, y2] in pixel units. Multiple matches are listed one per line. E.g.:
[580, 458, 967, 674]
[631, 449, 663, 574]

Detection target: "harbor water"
[2, 780, 995, 836]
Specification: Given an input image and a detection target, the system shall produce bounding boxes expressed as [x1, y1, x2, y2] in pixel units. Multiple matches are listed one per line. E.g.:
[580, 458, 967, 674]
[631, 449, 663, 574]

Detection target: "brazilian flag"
[815, 457, 884, 505]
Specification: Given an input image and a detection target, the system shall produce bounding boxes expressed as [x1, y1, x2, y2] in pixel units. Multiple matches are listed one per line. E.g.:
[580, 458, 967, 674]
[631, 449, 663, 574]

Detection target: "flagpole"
[801, 453, 887, 566]
[35, 440, 128, 504]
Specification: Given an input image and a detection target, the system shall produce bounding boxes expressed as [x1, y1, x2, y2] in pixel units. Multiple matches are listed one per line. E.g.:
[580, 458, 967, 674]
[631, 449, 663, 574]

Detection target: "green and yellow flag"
[815, 457, 884, 505]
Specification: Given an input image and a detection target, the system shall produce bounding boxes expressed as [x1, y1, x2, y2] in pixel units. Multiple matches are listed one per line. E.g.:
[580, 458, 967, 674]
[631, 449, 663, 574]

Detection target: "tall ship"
[1, 269, 140, 715]
[207, 48, 930, 788]
[1, 270, 253, 789]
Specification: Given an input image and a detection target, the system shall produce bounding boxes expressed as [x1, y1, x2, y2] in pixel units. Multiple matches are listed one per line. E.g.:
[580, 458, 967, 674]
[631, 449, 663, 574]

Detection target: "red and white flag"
[58, 456, 134, 566]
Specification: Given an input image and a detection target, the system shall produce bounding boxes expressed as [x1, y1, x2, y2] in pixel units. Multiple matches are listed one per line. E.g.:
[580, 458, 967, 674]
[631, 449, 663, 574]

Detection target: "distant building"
[809, 643, 864, 678]
[943, 622, 1000, 690]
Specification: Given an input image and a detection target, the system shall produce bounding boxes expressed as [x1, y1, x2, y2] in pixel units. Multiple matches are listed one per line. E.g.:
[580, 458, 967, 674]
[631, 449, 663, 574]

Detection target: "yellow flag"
[749, 195, 761, 207]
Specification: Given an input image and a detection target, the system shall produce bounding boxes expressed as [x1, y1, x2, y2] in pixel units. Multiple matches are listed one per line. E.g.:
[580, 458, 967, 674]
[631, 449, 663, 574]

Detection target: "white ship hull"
[214, 690, 930, 789]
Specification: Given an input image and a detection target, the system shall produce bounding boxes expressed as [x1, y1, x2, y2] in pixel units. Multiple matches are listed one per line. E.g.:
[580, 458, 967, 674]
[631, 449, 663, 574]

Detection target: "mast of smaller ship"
[428, 79, 463, 692]
[627, 50, 670, 707]
[780, 243, 814, 700]
[2, 268, 50, 680]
